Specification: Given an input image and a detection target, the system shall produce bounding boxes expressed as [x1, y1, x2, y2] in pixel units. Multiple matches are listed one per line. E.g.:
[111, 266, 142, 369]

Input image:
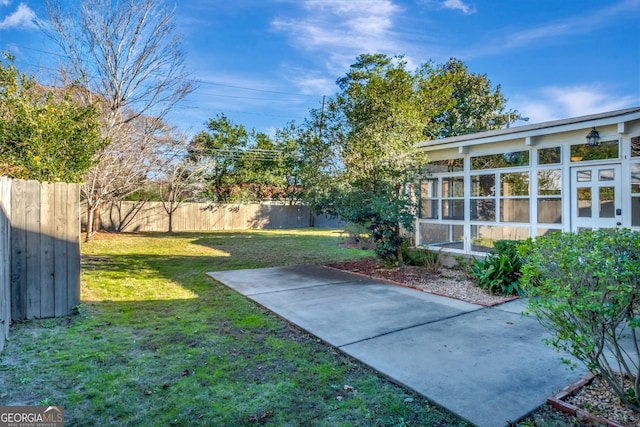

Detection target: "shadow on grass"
[1, 232, 470, 427]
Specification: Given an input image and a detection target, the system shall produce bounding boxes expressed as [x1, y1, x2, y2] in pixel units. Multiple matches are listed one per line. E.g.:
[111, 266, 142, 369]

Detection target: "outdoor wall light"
[586, 127, 600, 146]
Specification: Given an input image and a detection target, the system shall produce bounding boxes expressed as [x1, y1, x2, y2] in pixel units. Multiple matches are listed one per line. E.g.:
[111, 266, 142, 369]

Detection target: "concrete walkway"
[208, 265, 587, 427]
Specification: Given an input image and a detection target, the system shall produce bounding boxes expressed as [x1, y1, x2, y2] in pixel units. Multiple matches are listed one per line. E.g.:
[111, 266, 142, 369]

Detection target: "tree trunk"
[85, 202, 102, 242]
[395, 239, 405, 267]
[394, 224, 405, 267]
[85, 206, 96, 243]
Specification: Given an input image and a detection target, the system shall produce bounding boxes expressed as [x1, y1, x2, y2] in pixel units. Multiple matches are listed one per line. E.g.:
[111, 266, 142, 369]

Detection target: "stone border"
[548, 372, 625, 427]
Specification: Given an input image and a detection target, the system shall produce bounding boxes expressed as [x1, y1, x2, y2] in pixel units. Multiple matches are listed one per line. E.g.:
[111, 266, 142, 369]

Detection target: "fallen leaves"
[248, 410, 273, 423]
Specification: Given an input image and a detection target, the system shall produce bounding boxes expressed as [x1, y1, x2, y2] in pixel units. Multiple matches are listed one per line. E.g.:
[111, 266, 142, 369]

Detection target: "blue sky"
[1, 0, 640, 138]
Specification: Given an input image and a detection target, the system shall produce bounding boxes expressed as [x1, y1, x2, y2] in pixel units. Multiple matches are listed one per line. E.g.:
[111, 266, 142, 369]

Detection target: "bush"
[470, 240, 523, 296]
[340, 222, 373, 249]
[519, 228, 640, 412]
[401, 244, 442, 273]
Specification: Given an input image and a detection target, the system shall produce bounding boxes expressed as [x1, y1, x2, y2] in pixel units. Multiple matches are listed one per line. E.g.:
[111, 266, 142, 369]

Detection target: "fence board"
[53, 183, 68, 317]
[40, 182, 55, 318]
[0, 177, 11, 352]
[10, 180, 27, 320]
[93, 201, 313, 233]
[25, 181, 41, 319]
[66, 184, 81, 310]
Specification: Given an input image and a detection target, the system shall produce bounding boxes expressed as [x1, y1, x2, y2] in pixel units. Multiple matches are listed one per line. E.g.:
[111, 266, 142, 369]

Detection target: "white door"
[570, 164, 622, 231]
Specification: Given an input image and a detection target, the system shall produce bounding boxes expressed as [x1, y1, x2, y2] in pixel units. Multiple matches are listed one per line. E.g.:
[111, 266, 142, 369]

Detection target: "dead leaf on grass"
[248, 410, 274, 423]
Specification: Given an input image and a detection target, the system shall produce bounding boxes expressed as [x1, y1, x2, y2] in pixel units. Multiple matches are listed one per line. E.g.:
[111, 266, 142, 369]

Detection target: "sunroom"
[415, 107, 640, 255]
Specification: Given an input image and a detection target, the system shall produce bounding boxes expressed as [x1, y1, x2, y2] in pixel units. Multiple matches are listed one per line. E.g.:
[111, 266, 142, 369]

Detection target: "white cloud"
[272, 0, 405, 73]
[463, 0, 640, 58]
[0, 1, 11, 7]
[442, 0, 475, 15]
[287, 71, 335, 96]
[512, 85, 638, 123]
[0, 3, 36, 30]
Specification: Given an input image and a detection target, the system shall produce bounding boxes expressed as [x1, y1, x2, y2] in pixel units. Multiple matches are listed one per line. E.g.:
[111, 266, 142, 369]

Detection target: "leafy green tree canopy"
[419, 58, 518, 138]
[308, 54, 431, 263]
[302, 54, 516, 264]
[0, 54, 104, 182]
[189, 113, 302, 203]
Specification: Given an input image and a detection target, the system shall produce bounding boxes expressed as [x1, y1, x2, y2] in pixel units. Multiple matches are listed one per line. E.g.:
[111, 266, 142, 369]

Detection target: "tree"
[308, 54, 431, 264]
[419, 58, 519, 138]
[82, 115, 181, 241]
[158, 155, 212, 233]
[0, 54, 104, 182]
[271, 122, 307, 205]
[40, 0, 194, 240]
[41, 0, 194, 133]
[189, 114, 303, 203]
[189, 113, 250, 202]
[302, 54, 516, 264]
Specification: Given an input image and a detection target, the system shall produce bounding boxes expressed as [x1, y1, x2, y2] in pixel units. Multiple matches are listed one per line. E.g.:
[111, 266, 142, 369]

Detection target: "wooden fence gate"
[1, 177, 81, 353]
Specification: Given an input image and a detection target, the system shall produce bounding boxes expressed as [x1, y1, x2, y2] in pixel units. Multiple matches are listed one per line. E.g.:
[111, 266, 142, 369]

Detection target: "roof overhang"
[418, 107, 640, 152]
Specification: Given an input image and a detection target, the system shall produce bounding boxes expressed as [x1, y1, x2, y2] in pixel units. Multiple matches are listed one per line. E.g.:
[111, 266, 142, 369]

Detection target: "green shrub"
[470, 239, 523, 296]
[401, 244, 442, 273]
[340, 222, 373, 249]
[519, 228, 640, 412]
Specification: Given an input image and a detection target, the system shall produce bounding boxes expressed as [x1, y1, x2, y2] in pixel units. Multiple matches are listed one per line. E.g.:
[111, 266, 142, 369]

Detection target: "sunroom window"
[441, 176, 465, 220]
[537, 169, 562, 224]
[570, 140, 619, 162]
[632, 163, 640, 226]
[500, 172, 529, 222]
[470, 174, 495, 221]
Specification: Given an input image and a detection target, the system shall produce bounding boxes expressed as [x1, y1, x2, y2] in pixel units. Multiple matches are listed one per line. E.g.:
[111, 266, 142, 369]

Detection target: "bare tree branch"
[41, 0, 194, 133]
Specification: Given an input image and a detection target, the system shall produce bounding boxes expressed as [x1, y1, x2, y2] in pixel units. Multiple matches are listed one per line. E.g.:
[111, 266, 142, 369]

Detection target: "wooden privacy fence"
[0, 176, 81, 352]
[92, 201, 312, 232]
[0, 177, 10, 353]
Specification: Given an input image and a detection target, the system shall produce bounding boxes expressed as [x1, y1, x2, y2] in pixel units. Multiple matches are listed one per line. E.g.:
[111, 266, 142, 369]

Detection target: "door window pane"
[632, 136, 640, 157]
[632, 197, 640, 226]
[632, 163, 640, 194]
[577, 188, 592, 217]
[599, 187, 615, 218]
[577, 171, 591, 182]
[599, 169, 614, 181]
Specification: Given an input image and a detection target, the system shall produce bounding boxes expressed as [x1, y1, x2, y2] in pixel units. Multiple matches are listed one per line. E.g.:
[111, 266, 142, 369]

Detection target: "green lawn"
[0, 229, 476, 426]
